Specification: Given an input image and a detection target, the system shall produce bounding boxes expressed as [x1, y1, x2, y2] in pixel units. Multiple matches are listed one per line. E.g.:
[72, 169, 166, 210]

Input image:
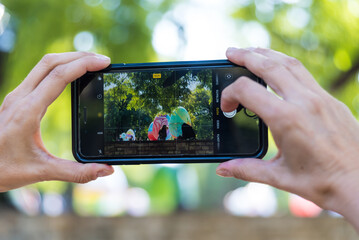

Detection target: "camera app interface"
[78, 66, 262, 158]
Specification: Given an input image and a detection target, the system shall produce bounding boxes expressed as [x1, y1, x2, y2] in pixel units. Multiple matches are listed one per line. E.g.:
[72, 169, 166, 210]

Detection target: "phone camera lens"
[223, 109, 237, 118]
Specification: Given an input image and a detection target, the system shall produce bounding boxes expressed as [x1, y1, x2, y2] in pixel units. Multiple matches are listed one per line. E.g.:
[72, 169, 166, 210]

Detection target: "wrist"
[324, 171, 359, 232]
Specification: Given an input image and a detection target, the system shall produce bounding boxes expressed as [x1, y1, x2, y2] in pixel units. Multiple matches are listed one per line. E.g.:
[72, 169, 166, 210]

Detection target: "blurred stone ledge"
[0, 211, 356, 240]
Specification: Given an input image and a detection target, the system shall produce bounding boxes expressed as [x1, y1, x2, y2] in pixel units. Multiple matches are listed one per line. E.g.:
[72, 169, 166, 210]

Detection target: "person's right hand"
[0, 52, 114, 192]
[216, 47, 359, 231]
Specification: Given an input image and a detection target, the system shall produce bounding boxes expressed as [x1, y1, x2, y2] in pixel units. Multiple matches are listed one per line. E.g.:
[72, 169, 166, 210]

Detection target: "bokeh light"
[102, 0, 121, 10]
[85, 0, 103, 7]
[347, 0, 359, 18]
[334, 49, 352, 71]
[152, 18, 181, 58]
[126, 188, 151, 217]
[0, 3, 14, 52]
[9, 188, 41, 216]
[289, 194, 322, 218]
[224, 183, 277, 217]
[286, 7, 310, 29]
[43, 193, 65, 217]
[73, 31, 95, 51]
[73, 167, 128, 216]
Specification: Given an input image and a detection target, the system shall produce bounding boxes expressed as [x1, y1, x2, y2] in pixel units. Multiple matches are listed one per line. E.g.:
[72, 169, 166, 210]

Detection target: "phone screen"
[73, 61, 267, 163]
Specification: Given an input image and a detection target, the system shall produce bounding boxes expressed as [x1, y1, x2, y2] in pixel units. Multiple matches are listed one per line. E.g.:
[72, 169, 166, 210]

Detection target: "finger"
[44, 158, 114, 183]
[16, 52, 98, 96]
[251, 48, 323, 92]
[221, 76, 285, 124]
[28, 54, 110, 112]
[226, 47, 303, 99]
[216, 158, 278, 185]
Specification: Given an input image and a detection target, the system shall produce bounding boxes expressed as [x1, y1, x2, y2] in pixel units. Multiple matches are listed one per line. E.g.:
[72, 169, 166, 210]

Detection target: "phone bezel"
[71, 59, 268, 165]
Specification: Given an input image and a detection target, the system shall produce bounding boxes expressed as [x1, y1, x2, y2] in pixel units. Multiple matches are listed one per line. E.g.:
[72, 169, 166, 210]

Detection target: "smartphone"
[72, 60, 268, 164]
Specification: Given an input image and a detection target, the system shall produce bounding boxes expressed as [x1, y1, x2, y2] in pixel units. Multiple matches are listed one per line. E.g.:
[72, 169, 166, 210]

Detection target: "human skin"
[216, 47, 359, 231]
[0, 52, 114, 192]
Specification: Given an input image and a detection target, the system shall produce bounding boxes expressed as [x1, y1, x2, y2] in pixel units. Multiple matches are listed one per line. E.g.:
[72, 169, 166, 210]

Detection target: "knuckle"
[27, 95, 42, 116]
[305, 92, 324, 113]
[222, 77, 250, 101]
[12, 103, 32, 126]
[49, 64, 68, 81]
[1, 92, 16, 110]
[232, 77, 251, 90]
[274, 106, 299, 131]
[330, 98, 353, 118]
[253, 47, 270, 54]
[285, 56, 303, 68]
[11, 95, 41, 126]
[336, 100, 351, 113]
[238, 48, 252, 57]
[74, 173, 97, 184]
[281, 106, 298, 119]
[268, 103, 287, 121]
[40, 53, 58, 67]
[230, 77, 251, 97]
[232, 167, 251, 181]
[77, 51, 96, 57]
[259, 59, 280, 73]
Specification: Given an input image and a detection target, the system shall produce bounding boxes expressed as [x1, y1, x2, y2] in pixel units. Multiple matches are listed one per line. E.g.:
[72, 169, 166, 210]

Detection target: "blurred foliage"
[0, 0, 358, 216]
[232, 0, 359, 110]
[147, 167, 179, 214]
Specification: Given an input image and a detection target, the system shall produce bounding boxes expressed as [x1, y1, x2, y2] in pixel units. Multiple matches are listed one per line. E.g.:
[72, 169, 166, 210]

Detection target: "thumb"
[216, 158, 277, 185]
[45, 158, 114, 183]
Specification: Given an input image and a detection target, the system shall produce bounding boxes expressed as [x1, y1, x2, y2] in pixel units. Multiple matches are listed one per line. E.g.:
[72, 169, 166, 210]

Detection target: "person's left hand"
[0, 52, 114, 192]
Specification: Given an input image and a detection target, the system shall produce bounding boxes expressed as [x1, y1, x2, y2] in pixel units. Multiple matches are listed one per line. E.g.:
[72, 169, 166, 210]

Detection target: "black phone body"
[72, 60, 268, 164]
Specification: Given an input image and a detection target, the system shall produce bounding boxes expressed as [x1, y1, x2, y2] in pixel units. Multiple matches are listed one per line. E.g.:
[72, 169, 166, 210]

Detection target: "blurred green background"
[0, 0, 358, 218]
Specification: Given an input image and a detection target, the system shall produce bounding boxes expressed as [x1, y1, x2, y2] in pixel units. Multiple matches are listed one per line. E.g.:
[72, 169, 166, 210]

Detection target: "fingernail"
[227, 47, 238, 51]
[96, 54, 111, 62]
[97, 169, 112, 177]
[227, 47, 238, 54]
[245, 47, 256, 51]
[216, 168, 233, 177]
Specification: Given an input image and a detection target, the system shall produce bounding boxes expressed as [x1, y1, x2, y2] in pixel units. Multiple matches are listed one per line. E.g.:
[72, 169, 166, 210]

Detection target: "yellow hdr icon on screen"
[153, 73, 161, 78]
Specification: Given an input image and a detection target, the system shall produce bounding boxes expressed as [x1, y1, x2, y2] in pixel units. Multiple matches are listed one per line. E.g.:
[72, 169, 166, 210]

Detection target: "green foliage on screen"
[103, 69, 212, 141]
